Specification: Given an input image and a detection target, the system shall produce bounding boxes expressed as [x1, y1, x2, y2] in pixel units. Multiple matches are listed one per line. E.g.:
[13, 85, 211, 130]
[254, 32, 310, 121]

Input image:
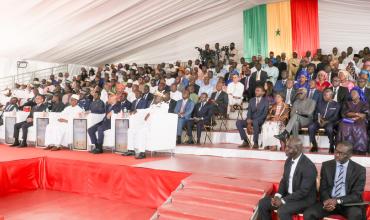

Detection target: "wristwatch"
[336, 199, 343, 205]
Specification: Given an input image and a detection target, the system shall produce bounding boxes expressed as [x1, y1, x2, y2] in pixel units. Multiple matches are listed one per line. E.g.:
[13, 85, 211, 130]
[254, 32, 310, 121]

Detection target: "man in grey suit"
[174, 90, 195, 144]
[283, 79, 296, 106]
[275, 87, 316, 141]
[210, 82, 228, 117]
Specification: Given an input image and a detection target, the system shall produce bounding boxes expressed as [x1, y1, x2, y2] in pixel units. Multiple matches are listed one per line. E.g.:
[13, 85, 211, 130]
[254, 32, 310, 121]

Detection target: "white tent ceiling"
[0, 0, 278, 66]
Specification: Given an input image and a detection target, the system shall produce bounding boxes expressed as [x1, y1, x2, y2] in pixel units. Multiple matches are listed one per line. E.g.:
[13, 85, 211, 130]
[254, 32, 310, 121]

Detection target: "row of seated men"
[235, 77, 370, 155]
[258, 138, 367, 220]
[3, 86, 227, 159]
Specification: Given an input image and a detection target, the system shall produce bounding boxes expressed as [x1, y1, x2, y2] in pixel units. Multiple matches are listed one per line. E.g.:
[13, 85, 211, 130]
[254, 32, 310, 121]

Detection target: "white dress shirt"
[288, 153, 302, 194]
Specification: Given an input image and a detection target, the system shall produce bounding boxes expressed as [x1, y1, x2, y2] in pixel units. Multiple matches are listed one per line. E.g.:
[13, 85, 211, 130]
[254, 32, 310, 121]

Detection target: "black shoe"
[196, 139, 201, 145]
[187, 139, 195, 144]
[92, 147, 103, 154]
[122, 150, 135, 156]
[176, 136, 182, 145]
[274, 130, 288, 141]
[238, 141, 250, 148]
[10, 139, 20, 147]
[18, 141, 27, 148]
[135, 152, 146, 159]
[252, 143, 259, 149]
[310, 142, 318, 152]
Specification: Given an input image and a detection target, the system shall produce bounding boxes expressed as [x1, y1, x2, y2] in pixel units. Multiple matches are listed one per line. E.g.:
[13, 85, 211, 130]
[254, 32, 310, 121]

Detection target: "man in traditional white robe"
[123, 92, 169, 159]
[44, 94, 84, 150]
[226, 74, 244, 112]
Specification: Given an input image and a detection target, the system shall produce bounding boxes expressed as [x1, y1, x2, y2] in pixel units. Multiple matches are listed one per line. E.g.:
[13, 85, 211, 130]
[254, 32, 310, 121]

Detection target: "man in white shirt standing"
[226, 74, 244, 112]
[258, 137, 317, 220]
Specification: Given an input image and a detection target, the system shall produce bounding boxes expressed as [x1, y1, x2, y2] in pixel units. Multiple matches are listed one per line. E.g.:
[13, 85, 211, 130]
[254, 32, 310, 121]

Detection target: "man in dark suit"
[174, 90, 195, 144]
[130, 91, 148, 112]
[304, 142, 366, 220]
[142, 85, 154, 107]
[88, 94, 121, 154]
[258, 137, 317, 220]
[307, 80, 322, 103]
[89, 91, 105, 114]
[308, 89, 340, 153]
[357, 78, 370, 106]
[240, 69, 253, 100]
[249, 63, 268, 97]
[282, 79, 297, 106]
[49, 94, 65, 112]
[331, 77, 349, 105]
[1, 97, 18, 112]
[11, 94, 48, 147]
[163, 91, 177, 113]
[236, 86, 269, 149]
[186, 93, 214, 144]
[210, 82, 228, 117]
[295, 58, 310, 81]
[274, 70, 288, 93]
[120, 92, 132, 112]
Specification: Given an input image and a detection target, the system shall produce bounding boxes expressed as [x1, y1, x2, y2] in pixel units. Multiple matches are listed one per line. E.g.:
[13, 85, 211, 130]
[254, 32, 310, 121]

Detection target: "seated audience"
[304, 142, 366, 220]
[174, 90, 195, 144]
[120, 92, 132, 112]
[294, 70, 310, 90]
[261, 93, 290, 151]
[264, 81, 275, 105]
[273, 70, 288, 93]
[163, 91, 177, 113]
[89, 91, 105, 114]
[186, 93, 214, 144]
[308, 89, 340, 153]
[88, 94, 121, 154]
[307, 80, 322, 103]
[10, 94, 48, 147]
[331, 76, 349, 105]
[236, 86, 269, 149]
[44, 94, 84, 151]
[275, 88, 316, 141]
[170, 83, 182, 101]
[258, 137, 317, 220]
[250, 63, 268, 97]
[338, 70, 355, 91]
[337, 88, 369, 155]
[283, 79, 296, 106]
[130, 90, 148, 112]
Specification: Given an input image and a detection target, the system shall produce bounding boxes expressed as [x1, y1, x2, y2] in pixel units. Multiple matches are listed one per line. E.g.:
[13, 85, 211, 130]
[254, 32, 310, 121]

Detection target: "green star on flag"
[275, 28, 281, 36]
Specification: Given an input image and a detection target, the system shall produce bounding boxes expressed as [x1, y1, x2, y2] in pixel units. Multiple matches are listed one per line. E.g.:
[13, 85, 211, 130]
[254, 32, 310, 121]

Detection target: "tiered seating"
[156, 174, 273, 220]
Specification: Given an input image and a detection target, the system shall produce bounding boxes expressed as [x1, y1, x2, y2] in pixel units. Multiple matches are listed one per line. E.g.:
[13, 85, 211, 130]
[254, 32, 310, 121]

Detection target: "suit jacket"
[278, 154, 317, 204]
[89, 99, 105, 114]
[102, 103, 121, 127]
[3, 103, 18, 112]
[210, 91, 228, 115]
[121, 100, 132, 112]
[313, 100, 340, 123]
[131, 98, 148, 111]
[191, 102, 214, 124]
[247, 96, 269, 122]
[27, 103, 48, 119]
[283, 88, 297, 105]
[142, 92, 154, 105]
[174, 99, 195, 120]
[319, 159, 366, 204]
[330, 86, 349, 104]
[250, 70, 268, 93]
[168, 99, 177, 113]
[307, 89, 322, 104]
[50, 102, 65, 113]
[273, 79, 287, 93]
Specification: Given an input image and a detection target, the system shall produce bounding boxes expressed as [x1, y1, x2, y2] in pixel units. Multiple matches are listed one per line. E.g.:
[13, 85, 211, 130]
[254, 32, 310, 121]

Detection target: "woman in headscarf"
[337, 87, 369, 154]
[338, 70, 355, 91]
[261, 93, 290, 151]
[294, 70, 310, 90]
[316, 70, 332, 92]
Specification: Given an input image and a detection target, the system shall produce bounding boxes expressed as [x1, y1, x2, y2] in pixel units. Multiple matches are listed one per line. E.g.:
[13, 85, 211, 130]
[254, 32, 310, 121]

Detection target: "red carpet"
[0, 190, 155, 220]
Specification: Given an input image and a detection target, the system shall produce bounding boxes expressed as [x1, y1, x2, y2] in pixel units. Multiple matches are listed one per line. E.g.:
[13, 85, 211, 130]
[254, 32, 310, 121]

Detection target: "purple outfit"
[337, 101, 369, 153]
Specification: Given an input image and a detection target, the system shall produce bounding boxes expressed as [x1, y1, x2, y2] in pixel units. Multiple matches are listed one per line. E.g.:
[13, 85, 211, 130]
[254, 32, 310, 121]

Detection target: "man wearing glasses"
[304, 142, 366, 220]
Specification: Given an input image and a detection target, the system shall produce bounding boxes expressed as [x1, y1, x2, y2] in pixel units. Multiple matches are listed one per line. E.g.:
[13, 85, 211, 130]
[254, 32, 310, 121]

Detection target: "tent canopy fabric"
[0, 0, 279, 66]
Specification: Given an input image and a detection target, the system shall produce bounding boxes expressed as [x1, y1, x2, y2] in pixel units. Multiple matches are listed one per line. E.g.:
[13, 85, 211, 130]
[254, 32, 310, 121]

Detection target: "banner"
[115, 119, 129, 153]
[36, 118, 49, 147]
[73, 119, 87, 150]
[5, 116, 16, 144]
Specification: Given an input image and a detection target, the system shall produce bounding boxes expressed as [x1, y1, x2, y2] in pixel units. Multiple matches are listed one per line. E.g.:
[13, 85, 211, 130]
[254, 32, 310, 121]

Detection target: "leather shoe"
[187, 139, 195, 144]
[196, 139, 201, 145]
[10, 140, 20, 147]
[17, 141, 27, 148]
[310, 142, 318, 152]
[274, 130, 288, 141]
[135, 152, 146, 159]
[328, 146, 335, 154]
[252, 143, 259, 149]
[122, 150, 135, 156]
[238, 141, 250, 148]
[44, 145, 54, 150]
[50, 146, 61, 151]
[92, 148, 103, 154]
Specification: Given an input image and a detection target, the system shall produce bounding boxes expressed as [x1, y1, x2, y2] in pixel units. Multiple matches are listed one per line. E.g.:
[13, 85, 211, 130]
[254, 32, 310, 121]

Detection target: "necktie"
[256, 97, 260, 106]
[245, 76, 250, 90]
[199, 102, 204, 111]
[282, 80, 286, 86]
[323, 102, 330, 118]
[334, 165, 344, 198]
[309, 89, 314, 98]
[135, 99, 140, 109]
[286, 89, 291, 104]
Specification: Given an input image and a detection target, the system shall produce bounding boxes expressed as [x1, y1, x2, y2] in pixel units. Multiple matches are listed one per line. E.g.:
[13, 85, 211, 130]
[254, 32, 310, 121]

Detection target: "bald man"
[88, 94, 121, 154]
[258, 137, 317, 220]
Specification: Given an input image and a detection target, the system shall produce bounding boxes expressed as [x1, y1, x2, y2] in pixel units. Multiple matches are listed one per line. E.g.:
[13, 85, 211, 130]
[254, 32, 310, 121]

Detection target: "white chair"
[147, 112, 177, 154]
